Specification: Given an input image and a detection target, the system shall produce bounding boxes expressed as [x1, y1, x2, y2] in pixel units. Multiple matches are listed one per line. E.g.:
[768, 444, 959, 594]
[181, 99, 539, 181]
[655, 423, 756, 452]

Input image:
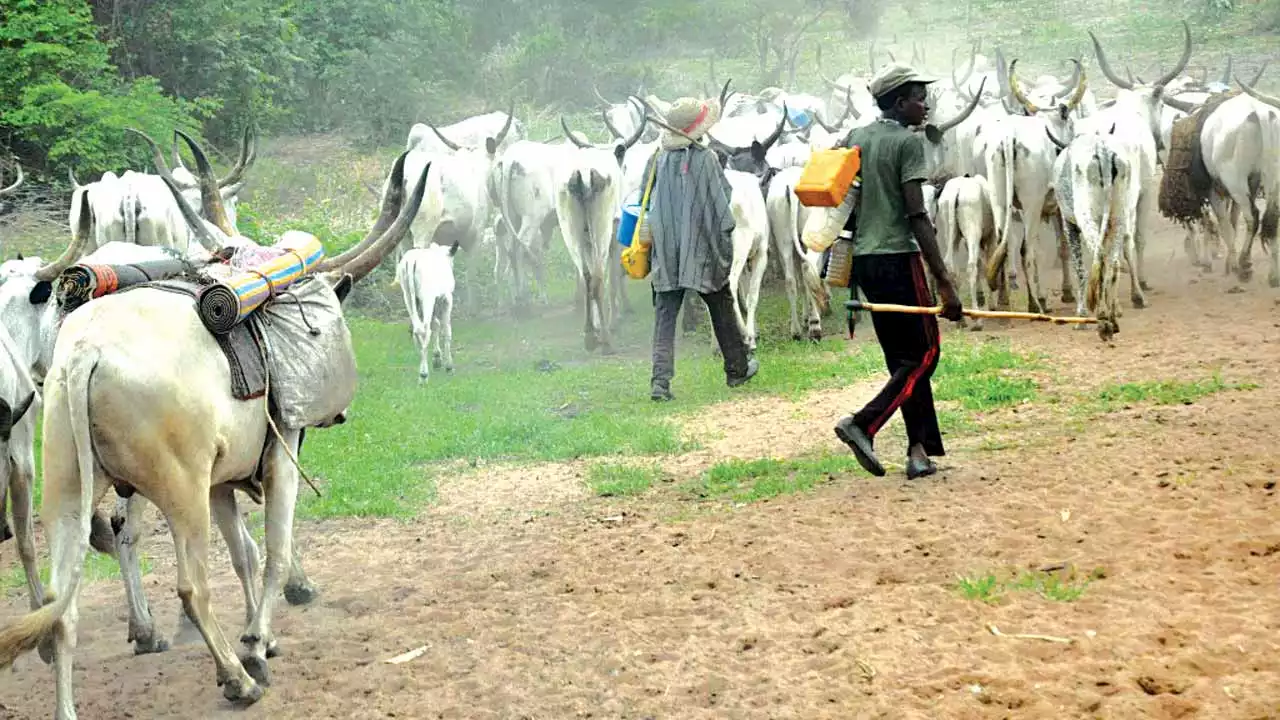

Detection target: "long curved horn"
[342, 155, 432, 285]
[619, 112, 647, 150]
[952, 45, 976, 93]
[1162, 93, 1198, 113]
[593, 85, 613, 108]
[1061, 59, 1087, 109]
[490, 101, 516, 150]
[1153, 21, 1193, 88]
[560, 116, 593, 148]
[218, 125, 257, 188]
[316, 152, 413, 273]
[1007, 60, 1040, 114]
[1235, 71, 1280, 111]
[1250, 61, 1269, 87]
[601, 109, 625, 140]
[126, 128, 228, 251]
[67, 167, 81, 191]
[1051, 58, 1083, 102]
[935, 77, 987, 134]
[33, 201, 93, 282]
[1087, 29, 1134, 90]
[173, 129, 235, 236]
[0, 162, 23, 199]
[718, 79, 733, 112]
[1045, 126, 1068, 151]
[994, 48, 1011, 98]
[816, 46, 851, 93]
[1220, 56, 1233, 86]
[760, 103, 787, 150]
[424, 119, 462, 152]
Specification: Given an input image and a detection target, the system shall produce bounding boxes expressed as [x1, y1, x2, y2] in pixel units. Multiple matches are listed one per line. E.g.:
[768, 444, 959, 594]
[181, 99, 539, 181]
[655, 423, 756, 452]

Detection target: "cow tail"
[985, 140, 1014, 290]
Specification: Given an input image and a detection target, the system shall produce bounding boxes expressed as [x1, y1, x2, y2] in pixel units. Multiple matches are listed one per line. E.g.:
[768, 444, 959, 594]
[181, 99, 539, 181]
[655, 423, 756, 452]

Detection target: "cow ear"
[12, 392, 34, 425]
[750, 141, 766, 163]
[333, 273, 354, 303]
[14, 252, 23, 260]
[924, 124, 943, 144]
[28, 280, 51, 305]
[485, 138, 498, 156]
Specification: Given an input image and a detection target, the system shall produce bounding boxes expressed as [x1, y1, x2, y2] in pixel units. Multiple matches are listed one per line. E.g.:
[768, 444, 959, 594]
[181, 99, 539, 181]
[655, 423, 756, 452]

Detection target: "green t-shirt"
[843, 119, 929, 256]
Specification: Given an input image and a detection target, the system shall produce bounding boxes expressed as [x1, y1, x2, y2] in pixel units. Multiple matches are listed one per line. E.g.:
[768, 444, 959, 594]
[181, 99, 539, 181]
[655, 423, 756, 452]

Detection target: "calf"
[396, 244, 459, 383]
[935, 175, 998, 329]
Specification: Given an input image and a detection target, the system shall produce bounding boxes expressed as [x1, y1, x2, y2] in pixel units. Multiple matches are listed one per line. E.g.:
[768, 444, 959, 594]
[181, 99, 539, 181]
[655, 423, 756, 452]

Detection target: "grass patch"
[1092, 373, 1258, 412]
[685, 452, 864, 504]
[586, 462, 664, 497]
[1, 552, 151, 597]
[954, 565, 1104, 605]
[933, 340, 1041, 411]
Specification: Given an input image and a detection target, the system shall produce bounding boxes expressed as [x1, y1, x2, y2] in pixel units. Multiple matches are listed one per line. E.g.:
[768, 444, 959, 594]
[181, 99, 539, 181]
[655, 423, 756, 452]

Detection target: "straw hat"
[660, 96, 721, 150]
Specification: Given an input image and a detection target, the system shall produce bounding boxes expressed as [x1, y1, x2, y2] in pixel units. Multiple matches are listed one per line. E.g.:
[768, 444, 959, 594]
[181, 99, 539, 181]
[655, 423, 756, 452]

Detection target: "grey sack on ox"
[258, 275, 358, 429]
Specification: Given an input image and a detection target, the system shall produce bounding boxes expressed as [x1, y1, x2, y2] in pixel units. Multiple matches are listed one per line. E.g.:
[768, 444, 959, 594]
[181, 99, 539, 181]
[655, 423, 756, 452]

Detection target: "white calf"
[935, 175, 998, 329]
[723, 170, 771, 351]
[396, 244, 458, 383]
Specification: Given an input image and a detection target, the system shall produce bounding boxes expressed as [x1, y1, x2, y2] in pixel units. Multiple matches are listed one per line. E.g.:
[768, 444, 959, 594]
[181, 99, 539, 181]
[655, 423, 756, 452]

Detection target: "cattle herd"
[0, 18, 1278, 718]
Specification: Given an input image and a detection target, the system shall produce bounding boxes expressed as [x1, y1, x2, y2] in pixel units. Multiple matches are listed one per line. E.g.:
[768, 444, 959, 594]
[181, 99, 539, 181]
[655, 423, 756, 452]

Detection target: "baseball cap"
[868, 63, 939, 99]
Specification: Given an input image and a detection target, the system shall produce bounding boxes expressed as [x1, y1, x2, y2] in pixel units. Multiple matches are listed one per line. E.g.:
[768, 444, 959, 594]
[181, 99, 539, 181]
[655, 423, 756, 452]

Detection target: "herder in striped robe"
[641, 96, 759, 402]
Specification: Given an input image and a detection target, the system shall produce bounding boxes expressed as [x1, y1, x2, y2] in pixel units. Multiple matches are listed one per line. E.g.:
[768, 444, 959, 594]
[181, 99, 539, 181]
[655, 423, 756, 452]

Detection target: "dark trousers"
[652, 285, 749, 389]
[851, 252, 945, 457]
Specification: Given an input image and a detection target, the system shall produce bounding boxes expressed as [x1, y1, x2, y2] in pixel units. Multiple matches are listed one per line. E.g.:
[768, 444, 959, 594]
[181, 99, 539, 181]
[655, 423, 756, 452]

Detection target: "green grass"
[586, 462, 665, 497]
[1091, 373, 1258, 413]
[955, 565, 1104, 605]
[684, 452, 866, 504]
[1, 552, 151, 597]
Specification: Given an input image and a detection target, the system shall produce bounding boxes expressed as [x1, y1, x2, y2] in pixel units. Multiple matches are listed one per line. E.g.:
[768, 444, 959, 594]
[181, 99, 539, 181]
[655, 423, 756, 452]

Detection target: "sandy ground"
[2, 218, 1280, 719]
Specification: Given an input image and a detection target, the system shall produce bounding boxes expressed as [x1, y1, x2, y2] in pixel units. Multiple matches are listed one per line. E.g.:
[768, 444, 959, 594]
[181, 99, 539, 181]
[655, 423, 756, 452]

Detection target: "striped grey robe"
[641, 145, 736, 294]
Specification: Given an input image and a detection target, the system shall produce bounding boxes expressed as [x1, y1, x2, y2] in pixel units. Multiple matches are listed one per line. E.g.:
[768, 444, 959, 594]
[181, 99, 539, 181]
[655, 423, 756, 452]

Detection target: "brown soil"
[3, 219, 1280, 720]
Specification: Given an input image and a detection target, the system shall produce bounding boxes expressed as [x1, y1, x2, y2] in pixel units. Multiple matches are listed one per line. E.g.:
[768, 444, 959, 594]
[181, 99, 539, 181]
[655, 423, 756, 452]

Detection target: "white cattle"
[816, 46, 879, 120]
[553, 145, 621, 353]
[396, 244, 458, 383]
[491, 140, 563, 308]
[980, 113, 1062, 313]
[765, 166, 830, 341]
[1214, 81, 1280, 286]
[723, 169, 771, 352]
[1079, 20, 1194, 306]
[936, 175, 999, 329]
[0, 324, 38, 613]
[407, 109, 525, 156]
[1050, 131, 1134, 339]
[392, 108, 516, 306]
[68, 127, 257, 256]
[596, 88, 657, 144]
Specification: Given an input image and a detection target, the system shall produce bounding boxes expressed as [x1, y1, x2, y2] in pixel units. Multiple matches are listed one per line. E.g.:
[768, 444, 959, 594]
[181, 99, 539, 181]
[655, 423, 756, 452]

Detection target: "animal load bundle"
[1159, 91, 1240, 224]
[55, 256, 199, 314]
[197, 232, 325, 334]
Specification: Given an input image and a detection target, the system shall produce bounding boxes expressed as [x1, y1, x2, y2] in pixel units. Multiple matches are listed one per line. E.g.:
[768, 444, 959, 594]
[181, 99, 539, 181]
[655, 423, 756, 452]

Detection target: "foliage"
[0, 0, 209, 175]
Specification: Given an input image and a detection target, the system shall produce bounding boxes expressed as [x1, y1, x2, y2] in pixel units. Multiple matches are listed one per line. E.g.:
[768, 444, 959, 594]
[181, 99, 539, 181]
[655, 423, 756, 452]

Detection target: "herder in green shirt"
[832, 63, 964, 480]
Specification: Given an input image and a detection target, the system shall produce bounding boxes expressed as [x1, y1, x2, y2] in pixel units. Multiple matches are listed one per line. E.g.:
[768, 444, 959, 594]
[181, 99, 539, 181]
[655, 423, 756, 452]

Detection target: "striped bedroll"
[197, 233, 326, 335]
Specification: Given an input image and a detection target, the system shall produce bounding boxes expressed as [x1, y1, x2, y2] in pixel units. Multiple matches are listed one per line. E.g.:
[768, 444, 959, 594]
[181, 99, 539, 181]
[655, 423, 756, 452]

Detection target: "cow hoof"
[444, 365, 455, 374]
[969, 321, 985, 332]
[791, 332, 803, 341]
[584, 336, 599, 352]
[265, 639, 281, 659]
[1139, 280, 1152, 291]
[1238, 266, 1254, 282]
[1130, 294, 1147, 309]
[1060, 289, 1075, 304]
[1269, 274, 1280, 289]
[600, 343, 617, 356]
[417, 373, 429, 385]
[284, 582, 318, 606]
[431, 352, 443, 369]
[222, 677, 264, 704]
[133, 635, 170, 656]
[807, 329, 823, 342]
[240, 655, 272, 687]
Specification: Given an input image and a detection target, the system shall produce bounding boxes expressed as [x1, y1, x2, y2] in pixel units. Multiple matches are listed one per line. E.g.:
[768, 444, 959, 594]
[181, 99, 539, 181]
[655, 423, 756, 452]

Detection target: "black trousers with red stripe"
[850, 251, 945, 457]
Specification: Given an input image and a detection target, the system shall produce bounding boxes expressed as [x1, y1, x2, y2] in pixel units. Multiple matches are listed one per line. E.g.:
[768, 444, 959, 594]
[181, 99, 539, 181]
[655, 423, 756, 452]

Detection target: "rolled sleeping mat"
[197, 233, 325, 335]
[56, 258, 198, 314]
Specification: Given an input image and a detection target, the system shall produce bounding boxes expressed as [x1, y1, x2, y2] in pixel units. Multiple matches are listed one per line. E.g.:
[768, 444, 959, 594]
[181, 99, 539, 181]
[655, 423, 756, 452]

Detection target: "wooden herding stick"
[845, 299, 1098, 325]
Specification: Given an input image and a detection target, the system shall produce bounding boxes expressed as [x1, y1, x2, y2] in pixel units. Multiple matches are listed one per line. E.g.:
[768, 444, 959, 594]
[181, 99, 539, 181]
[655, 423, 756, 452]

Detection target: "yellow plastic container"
[795, 146, 861, 208]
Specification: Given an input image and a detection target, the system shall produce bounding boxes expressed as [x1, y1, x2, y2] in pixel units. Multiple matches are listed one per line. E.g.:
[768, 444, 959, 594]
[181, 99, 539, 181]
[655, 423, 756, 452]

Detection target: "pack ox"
[0, 137, 430, 718]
